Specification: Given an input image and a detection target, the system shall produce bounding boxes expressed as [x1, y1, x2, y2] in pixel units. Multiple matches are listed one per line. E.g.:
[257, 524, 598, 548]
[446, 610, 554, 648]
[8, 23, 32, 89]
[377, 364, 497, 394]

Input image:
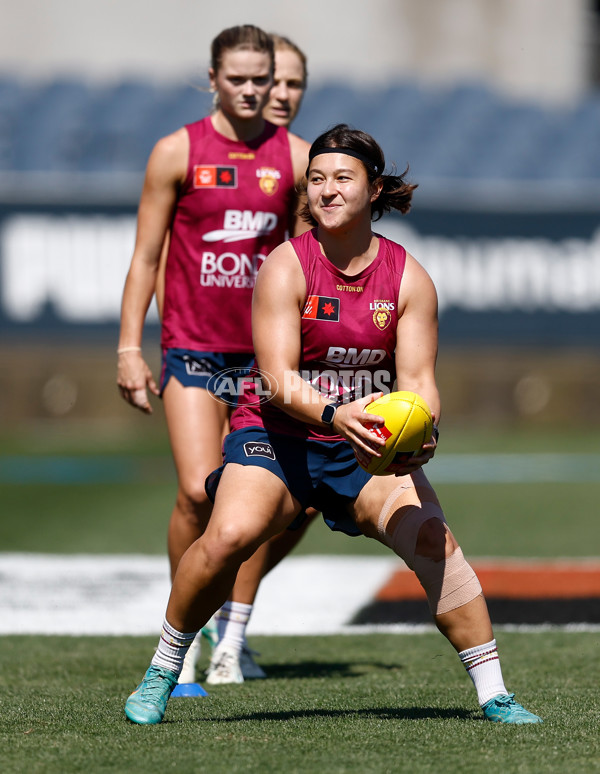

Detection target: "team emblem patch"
[243, 441, 276, 460]
[302, 295, 340, 322]
[183, 355, 213, 376]
[370, 299, 395, 330]
[194, 165, 237, 189]
[256, 167, 281, 196]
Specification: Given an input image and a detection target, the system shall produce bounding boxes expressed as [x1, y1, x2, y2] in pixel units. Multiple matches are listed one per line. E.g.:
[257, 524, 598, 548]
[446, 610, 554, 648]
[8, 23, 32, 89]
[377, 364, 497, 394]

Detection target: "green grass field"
[1, 423, 598, 557]
[2, 632, 598, 774]
[2, 423, 599, 773]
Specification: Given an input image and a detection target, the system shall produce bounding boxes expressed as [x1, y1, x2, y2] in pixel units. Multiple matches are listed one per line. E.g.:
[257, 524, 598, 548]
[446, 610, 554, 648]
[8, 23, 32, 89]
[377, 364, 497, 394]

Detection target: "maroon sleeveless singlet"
[161, 117, 295, 353]
[231, 228, 407, 441]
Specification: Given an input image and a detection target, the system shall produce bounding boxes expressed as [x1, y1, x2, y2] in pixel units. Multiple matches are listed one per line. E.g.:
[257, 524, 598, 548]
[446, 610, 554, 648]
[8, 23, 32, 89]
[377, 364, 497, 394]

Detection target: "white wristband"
[117, 346, 142, 355]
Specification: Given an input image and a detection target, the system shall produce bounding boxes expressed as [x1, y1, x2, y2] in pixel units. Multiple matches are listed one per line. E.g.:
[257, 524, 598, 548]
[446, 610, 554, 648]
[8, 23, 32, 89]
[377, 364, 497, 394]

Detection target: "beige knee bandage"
[377, 484, 481, 615]
[377, 483, 446, 571]
[376, 481, 416, 541]
[413, 548, 482, 615]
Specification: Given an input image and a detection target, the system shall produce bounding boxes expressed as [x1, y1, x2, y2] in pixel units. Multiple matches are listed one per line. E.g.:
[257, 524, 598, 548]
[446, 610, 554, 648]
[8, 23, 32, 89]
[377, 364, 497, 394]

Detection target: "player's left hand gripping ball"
[357, 391, 433, 475]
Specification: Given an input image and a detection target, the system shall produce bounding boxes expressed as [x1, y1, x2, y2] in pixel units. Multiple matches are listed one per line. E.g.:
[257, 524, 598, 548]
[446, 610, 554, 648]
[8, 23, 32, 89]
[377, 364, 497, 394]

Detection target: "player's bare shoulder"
[259, 240, 303, 279]
[255, 241, 306, 303]
[287, 130, 310, 182]
[287, 130, 310, 156]
[399, 251, 438, 311]
[146, 127, 189, 185]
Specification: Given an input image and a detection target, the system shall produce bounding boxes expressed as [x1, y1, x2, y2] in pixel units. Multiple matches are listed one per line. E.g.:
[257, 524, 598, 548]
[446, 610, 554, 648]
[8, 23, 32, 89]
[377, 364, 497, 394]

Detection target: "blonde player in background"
[263, 34, 307, 127]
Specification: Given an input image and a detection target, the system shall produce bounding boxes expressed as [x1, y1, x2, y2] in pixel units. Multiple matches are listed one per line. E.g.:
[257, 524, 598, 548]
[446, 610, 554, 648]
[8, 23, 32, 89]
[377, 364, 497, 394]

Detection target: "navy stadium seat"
[77, 80, 161, 172]
[146, 82, 212, 144]
[0, 76, 26, 170]
[10, 78, 92, 171]
[0, 74, 599, 186]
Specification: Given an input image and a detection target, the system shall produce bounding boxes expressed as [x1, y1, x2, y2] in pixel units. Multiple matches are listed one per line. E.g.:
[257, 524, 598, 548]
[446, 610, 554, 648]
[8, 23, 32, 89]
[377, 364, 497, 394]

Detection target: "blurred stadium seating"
[0, 75, 599, 185]
[1, 75, 598, 430]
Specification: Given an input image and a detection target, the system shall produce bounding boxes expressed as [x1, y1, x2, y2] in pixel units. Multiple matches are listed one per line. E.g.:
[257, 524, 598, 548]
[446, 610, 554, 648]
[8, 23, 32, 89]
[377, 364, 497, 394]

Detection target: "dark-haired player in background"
[116, 24, 309, 694]
[202, 32, 315, 686]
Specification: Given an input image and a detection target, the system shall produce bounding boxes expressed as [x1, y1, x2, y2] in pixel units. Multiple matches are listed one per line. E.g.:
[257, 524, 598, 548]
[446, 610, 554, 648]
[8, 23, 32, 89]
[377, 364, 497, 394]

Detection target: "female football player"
[125, 124, 543, 727]
[116, 24, 309, 640]
[203, 32, 314, 686]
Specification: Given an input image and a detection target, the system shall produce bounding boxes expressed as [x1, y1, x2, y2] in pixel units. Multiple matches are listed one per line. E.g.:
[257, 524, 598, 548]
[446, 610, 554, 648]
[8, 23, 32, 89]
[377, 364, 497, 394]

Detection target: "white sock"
[178, 633, 202, 684]
[459, 638, 508, 706]
[151, 618, 198, 675]
[216, 601, 252, 655]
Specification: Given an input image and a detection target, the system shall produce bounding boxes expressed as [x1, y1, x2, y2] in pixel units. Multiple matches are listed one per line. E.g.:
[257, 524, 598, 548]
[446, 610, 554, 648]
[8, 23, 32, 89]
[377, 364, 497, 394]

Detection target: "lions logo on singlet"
[370, 299, 395, 331]
[256, 167, 281, 196]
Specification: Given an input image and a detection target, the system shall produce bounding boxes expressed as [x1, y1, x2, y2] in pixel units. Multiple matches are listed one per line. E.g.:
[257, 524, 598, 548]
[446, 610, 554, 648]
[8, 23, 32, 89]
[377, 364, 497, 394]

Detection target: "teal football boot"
[125, 666, 179, 725]
[482, 693, 543, 724]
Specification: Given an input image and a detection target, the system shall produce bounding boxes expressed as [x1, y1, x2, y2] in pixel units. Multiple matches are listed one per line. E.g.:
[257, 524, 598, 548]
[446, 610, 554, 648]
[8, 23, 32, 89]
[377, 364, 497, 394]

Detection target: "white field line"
[2, 553, 599, 636]
[1, 553, 398, 636]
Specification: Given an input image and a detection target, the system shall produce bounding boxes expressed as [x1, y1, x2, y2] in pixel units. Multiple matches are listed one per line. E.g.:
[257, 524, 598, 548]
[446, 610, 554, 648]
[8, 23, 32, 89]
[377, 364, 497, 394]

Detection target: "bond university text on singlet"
[231, 228, 407, 441]
[161, 117, 295, 353]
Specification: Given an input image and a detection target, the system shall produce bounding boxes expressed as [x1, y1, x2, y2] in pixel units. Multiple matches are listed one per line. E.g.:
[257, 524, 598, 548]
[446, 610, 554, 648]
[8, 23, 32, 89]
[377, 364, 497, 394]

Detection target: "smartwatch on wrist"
[321, 402, 337, 426]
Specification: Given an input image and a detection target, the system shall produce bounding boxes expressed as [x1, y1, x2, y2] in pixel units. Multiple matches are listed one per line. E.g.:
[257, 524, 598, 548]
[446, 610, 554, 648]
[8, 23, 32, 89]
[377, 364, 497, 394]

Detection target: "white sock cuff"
[150, 617, 199, 673]
[162, 618, 198, 643]
[458, 638, 507, 706]
[221, 601, 252, 623]
[459, 638, 497, 663]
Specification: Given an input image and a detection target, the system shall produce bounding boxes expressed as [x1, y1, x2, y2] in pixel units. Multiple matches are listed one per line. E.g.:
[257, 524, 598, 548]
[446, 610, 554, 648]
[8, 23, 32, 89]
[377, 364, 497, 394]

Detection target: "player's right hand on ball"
[335, 393, 386, 463]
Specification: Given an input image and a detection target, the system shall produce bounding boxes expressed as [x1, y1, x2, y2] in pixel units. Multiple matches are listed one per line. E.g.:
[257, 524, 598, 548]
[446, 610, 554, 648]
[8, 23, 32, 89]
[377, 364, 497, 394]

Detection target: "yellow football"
[358, 391, 433, 475]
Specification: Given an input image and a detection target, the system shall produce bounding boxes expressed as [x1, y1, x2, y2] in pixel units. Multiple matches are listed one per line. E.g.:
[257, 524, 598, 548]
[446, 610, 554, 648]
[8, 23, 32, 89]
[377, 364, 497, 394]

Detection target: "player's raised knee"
[415, 518, 457, 562]
[209, 518, 261, 562]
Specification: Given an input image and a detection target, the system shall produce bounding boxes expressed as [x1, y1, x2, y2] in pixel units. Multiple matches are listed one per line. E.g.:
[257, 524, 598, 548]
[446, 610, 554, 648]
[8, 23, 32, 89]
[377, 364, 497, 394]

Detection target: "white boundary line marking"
[2, 553, 598, 636]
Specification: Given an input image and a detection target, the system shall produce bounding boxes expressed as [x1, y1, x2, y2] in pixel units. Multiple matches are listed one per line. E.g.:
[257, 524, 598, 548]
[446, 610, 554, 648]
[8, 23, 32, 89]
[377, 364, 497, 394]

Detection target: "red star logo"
[322, 302, 335, 316]
[219, 170, 232, 184]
